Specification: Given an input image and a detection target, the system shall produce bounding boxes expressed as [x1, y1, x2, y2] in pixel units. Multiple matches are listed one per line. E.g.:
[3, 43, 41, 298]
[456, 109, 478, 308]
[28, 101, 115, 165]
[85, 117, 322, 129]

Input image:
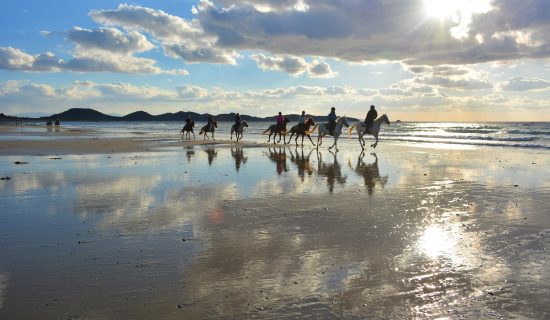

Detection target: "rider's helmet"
[331, 107, 335, 111]
[370, 105, 376, 109]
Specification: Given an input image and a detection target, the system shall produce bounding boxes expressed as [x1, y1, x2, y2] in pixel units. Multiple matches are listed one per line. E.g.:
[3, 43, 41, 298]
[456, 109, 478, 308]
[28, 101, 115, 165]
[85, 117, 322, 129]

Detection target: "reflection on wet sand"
[351, 152, 388, 195]
[231, 147, 247, 172]
[316, 150, 346, 192]
[289, 147, 314, 181]
[0, 144, 549, 319]
[204, 147, 217, 165]
[185, 146, 195, 163]
[266, 147, 288, 174]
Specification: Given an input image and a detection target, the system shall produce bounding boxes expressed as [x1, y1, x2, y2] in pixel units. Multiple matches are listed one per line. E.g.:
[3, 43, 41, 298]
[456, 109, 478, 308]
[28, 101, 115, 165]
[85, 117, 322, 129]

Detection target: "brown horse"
[199, 121, 217, 140]
[263, 116, 290, 144]
[180, 120, 195, 140]
[285, 117, 316, 146]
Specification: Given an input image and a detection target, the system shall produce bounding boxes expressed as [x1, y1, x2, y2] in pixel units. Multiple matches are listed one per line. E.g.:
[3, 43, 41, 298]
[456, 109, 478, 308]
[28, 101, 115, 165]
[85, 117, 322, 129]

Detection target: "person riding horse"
[364, 105, 378, 134]
[207, 114, 214, 131]
[233, 113, 241, 131]
[327, 107, 337, 135]
[276, 112, 285, 132]
[297, 110, 306, 130]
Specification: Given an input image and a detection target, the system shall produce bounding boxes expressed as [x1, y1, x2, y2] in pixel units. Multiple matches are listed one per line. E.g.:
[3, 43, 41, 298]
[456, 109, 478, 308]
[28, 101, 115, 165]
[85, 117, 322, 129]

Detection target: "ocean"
[4, 120, 550, 150]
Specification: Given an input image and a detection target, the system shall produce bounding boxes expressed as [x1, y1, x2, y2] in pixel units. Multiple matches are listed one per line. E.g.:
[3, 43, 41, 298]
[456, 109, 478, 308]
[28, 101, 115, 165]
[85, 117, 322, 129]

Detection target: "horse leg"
[301, 135, 305, 147]
[307, 134, 315, 146]
[371, 134, 378, 148]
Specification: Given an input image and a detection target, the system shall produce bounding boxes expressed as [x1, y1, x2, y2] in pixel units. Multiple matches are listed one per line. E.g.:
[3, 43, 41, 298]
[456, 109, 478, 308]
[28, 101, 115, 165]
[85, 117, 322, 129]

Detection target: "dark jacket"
[365, 109, 377, 124]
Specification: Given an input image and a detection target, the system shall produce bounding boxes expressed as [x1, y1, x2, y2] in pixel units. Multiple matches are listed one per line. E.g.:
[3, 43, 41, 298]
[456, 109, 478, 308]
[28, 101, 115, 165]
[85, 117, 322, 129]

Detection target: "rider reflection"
[204, 147, 217, 166]
[267, 147, 288, 175]
[186, 146, 195, 163]
[231, 147, 247, 172]
[353, 152, 388, 195]
[317, 150, 347, 192]
[290, 147, 314, 181]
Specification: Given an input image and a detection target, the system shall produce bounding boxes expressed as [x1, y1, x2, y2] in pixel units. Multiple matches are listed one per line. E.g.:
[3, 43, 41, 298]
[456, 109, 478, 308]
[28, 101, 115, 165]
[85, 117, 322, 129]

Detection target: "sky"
[0, 0, 549, 121]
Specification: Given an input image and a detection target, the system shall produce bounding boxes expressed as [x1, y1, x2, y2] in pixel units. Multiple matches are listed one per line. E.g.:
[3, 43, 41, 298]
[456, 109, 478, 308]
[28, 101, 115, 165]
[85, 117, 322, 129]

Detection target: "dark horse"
[285, 117, 316, 146]
[199, 121, 217, 140]
[263, 116, 290, 144]
[180, 120, 195, 140]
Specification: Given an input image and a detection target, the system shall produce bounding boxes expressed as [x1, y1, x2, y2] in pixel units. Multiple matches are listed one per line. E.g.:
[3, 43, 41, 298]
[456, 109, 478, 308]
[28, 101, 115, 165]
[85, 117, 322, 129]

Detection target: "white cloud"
[251, 53, 336, 77]
[498, 77, 550, 91]
[0, 46, 187, 75]
[67, 27, 154, 54]
[90, 4, 238, 64]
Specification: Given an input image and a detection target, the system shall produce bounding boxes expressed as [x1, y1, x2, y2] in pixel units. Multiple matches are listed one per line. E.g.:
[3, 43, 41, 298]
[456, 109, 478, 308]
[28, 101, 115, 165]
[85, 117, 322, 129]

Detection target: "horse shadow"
[289, 147, 314, 181]
[231, 147, 248, 172]
[351, 152, 388, 195]
[266, 147, 288, 175]
[204, 147, 217, 166]
[316, 150, 347, 192]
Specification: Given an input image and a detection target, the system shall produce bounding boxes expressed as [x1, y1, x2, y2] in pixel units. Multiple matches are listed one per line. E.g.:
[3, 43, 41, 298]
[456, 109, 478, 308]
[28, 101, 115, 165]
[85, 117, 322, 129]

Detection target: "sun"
[423, 0, 458, 19]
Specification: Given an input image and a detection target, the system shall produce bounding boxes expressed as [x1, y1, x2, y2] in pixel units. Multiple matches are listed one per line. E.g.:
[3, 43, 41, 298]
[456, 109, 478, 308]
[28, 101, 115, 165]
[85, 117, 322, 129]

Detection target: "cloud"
[0, 47, 39, 70]
[90, 4, 237, 64]
[67, 26, 154, 54]
[195, 0, 550, 65]
[498, 77, 550, 91]
[0, 46, 188, 75]
[405, 64, 494, 90]
[251, 53, 336, 77]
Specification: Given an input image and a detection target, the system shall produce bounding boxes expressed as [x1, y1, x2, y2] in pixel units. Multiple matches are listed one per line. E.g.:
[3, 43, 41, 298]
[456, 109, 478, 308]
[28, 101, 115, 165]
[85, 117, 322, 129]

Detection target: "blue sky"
[1, 0, 549, 120]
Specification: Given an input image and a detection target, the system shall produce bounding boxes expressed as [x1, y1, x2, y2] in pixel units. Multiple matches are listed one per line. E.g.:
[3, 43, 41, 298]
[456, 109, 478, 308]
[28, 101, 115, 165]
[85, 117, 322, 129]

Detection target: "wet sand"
[0, 126, 549, 319]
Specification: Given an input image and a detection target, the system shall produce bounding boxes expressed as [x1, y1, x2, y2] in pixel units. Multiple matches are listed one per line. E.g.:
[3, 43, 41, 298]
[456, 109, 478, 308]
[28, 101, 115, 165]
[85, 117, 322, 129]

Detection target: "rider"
[364, 105, 378, 134]
[207, 114, 214, 130]
[297, 110, 306, 129]
[234, 113, 241, 130]
[327, 107, 336, 135]
[276, 112, 284, 132]
[185, 114, 192, 126]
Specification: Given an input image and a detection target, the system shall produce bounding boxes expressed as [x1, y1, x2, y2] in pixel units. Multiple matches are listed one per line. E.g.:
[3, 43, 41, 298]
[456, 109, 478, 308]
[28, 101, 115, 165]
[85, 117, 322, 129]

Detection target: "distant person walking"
[364, 105, 378, 134]
[54, 118, 60, 129]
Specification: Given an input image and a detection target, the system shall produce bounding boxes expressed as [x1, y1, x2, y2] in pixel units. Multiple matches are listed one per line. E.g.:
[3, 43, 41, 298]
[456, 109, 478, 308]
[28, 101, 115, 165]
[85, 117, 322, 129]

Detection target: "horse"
[309, 116, 350, 151]
[348, 114, 390, 149]
[180, 120, 195, 140]
[199, 121, 217, 140]
[230, 120, 249, 142]
[263, 116, 290, 144]
[284, 117, 316, 146]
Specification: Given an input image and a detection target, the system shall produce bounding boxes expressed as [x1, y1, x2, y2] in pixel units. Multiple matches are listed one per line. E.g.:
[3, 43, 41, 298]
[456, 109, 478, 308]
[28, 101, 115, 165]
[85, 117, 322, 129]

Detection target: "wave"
[369, 133, 539, 142]
[378, 137, 550, 150]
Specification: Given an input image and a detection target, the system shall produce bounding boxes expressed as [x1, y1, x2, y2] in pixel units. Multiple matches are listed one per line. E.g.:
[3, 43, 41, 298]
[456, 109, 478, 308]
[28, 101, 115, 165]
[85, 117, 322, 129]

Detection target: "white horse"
[310, 116, 350, 151]
[230, 120, 248, 142]
[348, 114, 390, 149]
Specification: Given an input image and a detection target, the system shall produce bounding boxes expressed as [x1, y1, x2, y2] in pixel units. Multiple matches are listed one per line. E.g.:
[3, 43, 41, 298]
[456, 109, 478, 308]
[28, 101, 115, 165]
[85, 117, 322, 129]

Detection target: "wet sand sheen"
[0, 132, 549, 318]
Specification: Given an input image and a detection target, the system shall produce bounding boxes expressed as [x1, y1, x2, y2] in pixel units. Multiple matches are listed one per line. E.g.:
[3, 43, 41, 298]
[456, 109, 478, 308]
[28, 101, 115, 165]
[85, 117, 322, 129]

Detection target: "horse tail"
[348, 124, 357, 137]
[306, 124, 318, 135]
[263, 127, 271, 134]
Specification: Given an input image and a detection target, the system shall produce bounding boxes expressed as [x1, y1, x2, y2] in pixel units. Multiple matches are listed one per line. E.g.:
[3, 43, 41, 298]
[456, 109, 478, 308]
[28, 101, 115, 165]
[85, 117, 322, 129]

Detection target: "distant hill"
[43, 108, 118, 122]
[1, 108, 359, 123]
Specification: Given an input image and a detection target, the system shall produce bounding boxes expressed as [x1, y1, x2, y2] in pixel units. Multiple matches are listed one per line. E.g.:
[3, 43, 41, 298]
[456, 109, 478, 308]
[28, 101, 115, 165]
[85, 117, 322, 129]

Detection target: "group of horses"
[181, 114, 391, 150]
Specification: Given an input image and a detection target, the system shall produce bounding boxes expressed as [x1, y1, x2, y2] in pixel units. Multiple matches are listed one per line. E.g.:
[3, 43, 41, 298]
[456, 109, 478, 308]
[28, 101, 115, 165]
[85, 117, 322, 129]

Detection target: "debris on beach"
[1, 176, 11, 180]
[49, 157, 63, 160]
[14, 161, 29, 165]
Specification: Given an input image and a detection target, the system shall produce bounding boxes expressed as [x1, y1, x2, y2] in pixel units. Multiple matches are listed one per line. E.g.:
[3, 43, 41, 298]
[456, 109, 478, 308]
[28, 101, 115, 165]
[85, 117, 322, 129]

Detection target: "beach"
[0, 123, 549, 319]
